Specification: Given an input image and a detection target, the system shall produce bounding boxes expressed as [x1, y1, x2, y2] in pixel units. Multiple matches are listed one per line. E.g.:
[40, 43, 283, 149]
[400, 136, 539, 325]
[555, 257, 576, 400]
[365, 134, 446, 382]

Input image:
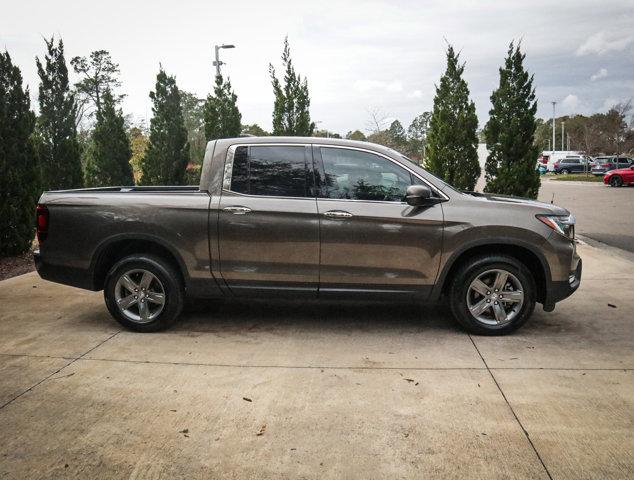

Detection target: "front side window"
[229, 145, 308, 197]
[321, 147, 413, 202]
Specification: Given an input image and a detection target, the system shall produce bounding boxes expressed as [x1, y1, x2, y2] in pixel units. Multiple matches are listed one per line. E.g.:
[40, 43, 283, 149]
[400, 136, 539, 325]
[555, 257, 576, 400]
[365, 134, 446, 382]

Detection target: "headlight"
[536, 214, 575, 239]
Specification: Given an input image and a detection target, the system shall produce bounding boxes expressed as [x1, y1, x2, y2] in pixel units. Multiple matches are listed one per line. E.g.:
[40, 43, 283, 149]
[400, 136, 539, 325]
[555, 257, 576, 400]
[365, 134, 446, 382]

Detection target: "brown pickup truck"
[35, 137, 581, 334]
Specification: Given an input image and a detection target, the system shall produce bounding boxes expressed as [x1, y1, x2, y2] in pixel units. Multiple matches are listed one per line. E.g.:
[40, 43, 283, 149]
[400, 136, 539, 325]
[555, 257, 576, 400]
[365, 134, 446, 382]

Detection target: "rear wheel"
[609, 175, 623, 187]
[449, 255, 535, 335]
[104, 254, 184, 332]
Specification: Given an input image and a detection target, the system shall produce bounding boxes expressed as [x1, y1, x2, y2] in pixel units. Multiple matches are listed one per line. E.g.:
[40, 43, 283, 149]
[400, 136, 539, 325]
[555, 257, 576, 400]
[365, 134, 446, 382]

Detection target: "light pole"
[561, 121, 565, 151]
[550, 102, 557, 155]
[213, 44, 235, 78]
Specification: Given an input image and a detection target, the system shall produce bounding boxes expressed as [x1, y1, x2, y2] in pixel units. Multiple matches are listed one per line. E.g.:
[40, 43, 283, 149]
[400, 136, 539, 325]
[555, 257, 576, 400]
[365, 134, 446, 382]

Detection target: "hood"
[462, 191, 569, 215]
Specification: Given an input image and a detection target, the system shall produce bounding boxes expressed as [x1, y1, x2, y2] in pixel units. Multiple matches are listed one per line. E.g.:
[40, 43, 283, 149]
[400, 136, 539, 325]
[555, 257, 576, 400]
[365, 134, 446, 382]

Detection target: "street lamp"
[213, 44, 235, 78]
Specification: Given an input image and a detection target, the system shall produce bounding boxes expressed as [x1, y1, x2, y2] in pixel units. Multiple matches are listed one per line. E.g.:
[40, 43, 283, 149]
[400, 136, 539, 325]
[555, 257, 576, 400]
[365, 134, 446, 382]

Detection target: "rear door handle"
[323, 210, 353, 219]
[223, 206, 252, 215]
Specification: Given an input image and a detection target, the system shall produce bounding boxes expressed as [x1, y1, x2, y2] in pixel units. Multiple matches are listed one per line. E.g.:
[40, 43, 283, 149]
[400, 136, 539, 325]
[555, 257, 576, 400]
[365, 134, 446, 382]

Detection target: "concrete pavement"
[0, 243, 633, 479]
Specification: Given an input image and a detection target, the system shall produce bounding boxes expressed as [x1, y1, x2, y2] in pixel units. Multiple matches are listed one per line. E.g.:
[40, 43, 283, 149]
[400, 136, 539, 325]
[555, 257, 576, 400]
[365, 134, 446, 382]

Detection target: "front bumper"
[544, 258, 582, 310]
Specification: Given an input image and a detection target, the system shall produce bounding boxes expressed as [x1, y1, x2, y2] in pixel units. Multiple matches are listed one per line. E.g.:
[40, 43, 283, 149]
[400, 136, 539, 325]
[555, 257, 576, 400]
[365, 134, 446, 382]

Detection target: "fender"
[429, 235, 553, 302]
[90, 232, 191, 289]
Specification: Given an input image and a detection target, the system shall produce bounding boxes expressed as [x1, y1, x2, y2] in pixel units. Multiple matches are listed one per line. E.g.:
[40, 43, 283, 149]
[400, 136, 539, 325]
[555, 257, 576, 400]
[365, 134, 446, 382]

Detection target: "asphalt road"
[537, 178, 634, 253]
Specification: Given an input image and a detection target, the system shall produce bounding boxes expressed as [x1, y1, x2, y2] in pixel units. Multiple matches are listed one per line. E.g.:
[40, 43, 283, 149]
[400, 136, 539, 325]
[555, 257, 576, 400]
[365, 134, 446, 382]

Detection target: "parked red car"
[604, 165, 634, 187]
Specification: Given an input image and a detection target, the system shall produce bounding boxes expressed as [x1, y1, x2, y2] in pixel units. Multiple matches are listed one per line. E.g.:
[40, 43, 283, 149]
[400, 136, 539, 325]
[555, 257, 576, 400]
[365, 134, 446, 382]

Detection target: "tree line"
[3, 34, 628, 258]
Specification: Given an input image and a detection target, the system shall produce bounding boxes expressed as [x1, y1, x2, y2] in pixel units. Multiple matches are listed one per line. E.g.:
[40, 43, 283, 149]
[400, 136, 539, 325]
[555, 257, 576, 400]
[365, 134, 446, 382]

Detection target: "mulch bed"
[0, 249, 35, 281]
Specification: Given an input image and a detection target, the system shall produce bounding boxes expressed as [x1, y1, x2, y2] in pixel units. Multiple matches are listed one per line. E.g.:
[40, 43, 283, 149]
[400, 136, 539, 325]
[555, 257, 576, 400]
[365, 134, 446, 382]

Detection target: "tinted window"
[566, 159, 580, 164]
[230, 146, 308, 197]
[321, 147, 412, 202]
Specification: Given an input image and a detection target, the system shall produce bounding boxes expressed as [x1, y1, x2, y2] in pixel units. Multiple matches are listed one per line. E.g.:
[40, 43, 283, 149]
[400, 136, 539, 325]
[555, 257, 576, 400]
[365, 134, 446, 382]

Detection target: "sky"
[2, 0, 633, 134]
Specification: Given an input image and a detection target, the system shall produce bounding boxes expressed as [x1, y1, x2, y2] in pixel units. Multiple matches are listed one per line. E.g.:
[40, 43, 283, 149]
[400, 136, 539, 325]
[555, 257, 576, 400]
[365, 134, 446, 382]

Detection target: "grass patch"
[550, 174, 603, 182]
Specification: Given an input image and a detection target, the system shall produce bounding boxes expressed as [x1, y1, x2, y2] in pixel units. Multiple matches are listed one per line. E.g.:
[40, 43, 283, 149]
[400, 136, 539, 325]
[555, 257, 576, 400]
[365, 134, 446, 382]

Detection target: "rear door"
[313, 146, 444, 300]
[217, 144, 319, 297]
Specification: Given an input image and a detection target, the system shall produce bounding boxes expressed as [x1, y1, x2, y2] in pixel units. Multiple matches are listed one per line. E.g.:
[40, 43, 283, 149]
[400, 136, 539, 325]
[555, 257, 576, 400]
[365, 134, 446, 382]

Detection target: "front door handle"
[323, 210, 353, 219]
[223, 206, 252, 215]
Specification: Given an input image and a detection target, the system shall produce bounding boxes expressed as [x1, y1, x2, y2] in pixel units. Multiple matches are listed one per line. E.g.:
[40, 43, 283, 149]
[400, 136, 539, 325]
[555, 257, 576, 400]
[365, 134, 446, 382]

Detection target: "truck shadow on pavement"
[172, 299, 464, 335]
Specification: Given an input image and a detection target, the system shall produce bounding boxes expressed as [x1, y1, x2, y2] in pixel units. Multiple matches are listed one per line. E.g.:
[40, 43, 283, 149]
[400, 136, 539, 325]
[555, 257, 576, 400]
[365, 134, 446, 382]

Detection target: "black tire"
[104, 254, 184, 332]
[448, 254, 536, 335]
[560, 168, 570, 174]
[609, 175, 623, 187]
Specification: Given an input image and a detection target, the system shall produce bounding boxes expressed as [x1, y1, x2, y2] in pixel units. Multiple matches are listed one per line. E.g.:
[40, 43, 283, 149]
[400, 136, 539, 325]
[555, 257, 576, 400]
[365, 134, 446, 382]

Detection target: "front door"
[218, 144, 319, 297]
[313, 146, 444, 300]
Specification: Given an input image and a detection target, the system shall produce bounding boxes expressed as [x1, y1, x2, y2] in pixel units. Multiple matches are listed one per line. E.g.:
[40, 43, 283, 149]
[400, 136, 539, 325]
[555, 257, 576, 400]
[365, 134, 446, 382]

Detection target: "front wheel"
[104, 254, 184, 332]
[560, 168, 570, 174]
[609, 175, 623, 187]
[449, 255, 536, 335]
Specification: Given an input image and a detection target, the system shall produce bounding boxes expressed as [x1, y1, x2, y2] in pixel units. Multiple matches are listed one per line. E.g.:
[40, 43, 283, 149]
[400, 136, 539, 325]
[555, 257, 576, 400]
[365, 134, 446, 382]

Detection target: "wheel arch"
[91, 234, 188, 292]
[434, 240, 551, 304]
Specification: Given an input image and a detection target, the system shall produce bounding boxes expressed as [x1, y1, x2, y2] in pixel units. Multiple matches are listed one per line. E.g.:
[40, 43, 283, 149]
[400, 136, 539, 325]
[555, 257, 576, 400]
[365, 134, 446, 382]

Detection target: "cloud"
[590, 68, 608, 81]
[561, 94, 580, 112]
[354, 80, 403, 93]
[409, 90, 423, 98]
[576, 32, 634, 56]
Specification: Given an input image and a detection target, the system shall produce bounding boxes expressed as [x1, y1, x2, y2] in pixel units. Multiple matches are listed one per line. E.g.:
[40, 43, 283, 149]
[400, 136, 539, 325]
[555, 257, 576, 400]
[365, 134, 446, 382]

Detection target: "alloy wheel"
[466, 269, 524, 326]
[114, 269, 166, 323]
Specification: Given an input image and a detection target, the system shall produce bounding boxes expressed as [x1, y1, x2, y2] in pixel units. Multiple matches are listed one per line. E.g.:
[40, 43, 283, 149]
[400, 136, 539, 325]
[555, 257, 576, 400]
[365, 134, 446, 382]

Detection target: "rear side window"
[229, 146, 308, 197]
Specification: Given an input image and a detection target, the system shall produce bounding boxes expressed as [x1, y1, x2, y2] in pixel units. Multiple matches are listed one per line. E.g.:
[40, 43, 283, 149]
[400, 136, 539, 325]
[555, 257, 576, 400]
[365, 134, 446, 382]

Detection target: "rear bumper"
[545, 258, 582, 309]
[34, 251, 96, 290]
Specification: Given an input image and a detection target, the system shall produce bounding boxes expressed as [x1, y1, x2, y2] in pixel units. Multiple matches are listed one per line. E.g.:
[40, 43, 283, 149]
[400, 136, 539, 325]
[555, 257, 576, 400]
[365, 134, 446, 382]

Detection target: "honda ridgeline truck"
[35, 137, 581, 335]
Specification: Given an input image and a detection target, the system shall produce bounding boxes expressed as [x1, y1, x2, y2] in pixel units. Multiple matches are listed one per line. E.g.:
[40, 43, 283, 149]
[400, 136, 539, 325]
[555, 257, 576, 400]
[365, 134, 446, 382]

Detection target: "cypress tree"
[140, 68, 189, 185]
[0, 51, 39, 256]
[204, 74, 242, 140]
[484, 42, 540, 198]
[269, 37, 314, 136]
[425, 45, 480, 191]
[35, 37, 83, 190]
[84, 89, 133, 187]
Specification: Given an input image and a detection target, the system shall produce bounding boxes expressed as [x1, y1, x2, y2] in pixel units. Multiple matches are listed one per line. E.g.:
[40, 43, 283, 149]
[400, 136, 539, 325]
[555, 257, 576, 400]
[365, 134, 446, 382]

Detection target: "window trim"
[315, 144, 449, 203]
[222, 143, 314, 200]
[222, 142, 449, 202]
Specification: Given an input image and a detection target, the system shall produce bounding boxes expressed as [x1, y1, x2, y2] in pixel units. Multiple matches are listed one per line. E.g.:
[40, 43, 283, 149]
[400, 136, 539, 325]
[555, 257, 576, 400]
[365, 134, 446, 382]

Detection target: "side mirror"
[630, 166, 634, 170]
[406, 185, 436, 206]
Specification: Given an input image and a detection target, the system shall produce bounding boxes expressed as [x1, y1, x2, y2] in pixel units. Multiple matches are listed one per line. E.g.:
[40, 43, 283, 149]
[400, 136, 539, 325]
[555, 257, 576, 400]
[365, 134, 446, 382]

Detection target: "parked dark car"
[34, 137, 582, 336]
[553, 157, 591, 174]
[591, 156, 633, 176]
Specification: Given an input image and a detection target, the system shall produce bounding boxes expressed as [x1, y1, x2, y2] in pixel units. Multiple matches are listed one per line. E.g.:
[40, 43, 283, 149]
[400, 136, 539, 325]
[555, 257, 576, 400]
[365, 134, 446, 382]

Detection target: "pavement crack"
[468, 334, 554, 480]
[0, 331, 120, 411]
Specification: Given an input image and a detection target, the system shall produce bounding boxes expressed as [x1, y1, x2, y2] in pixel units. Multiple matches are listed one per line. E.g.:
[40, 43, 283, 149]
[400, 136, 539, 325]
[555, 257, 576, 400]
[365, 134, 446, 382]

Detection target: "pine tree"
[35, 37, 83, 190]
[84, 90, 133, 187]
[0, 51, 39, 256]
[140, 68, 189, 185]
[269, 37, 314, 136]
[204, 74, 242, 141]
[425, 45, 480, 191]
[484, 42, 540, 198]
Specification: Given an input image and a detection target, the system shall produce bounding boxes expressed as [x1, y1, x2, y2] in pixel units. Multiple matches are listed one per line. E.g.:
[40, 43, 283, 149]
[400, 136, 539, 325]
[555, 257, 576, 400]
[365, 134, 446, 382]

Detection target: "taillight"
[602, 163, 611, 168]
[36, 204, 49, 242]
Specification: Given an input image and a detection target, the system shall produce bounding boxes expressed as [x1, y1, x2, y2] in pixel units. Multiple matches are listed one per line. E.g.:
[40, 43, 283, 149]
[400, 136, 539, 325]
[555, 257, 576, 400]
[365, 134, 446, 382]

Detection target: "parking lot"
[1, 239, 633, 479]
[538, 177, 634, 253]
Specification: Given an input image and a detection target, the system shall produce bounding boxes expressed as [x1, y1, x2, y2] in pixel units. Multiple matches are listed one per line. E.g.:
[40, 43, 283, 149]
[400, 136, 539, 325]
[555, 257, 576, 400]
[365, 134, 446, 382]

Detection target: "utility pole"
[550, 102, 557, 153]
[561, 121, 565, 151]
[213, 44, 235, 78]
